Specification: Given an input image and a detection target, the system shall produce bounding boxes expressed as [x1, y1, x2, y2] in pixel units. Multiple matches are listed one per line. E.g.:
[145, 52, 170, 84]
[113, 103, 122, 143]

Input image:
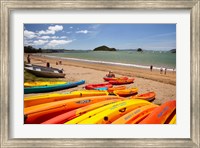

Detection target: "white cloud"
[51, 36, 59, 39]
[33, 40, 48, 46]
[38, 36, 51, 39]
[24, 39, 33, 46]
[48, 25, 63, 32]
[38, 25, 63, 35]
[76, 30, 89, 34]
[24, 30, 37, 39]
[60, 36, 67, 39]
[45, 39, 73, 48]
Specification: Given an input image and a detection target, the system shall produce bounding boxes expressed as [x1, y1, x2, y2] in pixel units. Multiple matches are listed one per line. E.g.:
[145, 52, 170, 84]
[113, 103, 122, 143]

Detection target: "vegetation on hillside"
[93, 45, 116, 51]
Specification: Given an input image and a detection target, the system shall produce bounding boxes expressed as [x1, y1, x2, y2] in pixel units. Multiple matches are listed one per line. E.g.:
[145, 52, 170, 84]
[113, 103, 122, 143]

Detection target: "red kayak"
[85, 83, 113, 90]
[103, 77, 128, 81]
[139, 100, 176, 124]
[109, 78, 134, 85]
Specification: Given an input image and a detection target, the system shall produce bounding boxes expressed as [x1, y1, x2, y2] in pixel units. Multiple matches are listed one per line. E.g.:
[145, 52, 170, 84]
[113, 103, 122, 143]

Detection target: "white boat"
[25, 65, 66, 78]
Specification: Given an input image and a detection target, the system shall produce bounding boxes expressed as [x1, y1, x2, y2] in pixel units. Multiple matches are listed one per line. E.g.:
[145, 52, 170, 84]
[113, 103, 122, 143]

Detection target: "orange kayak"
[42, 99, 126, 124]
[131, 92, 156, 102]
[24, 95, 123, 124]
[24, 90, 108, 107]
[164, 109, 176, 124]
[108, 86, 126, 94]
[109, 78, 134, 85]
[112, 104, 158, 124]
[139, 100, 176, 124]
[103, 77, 128, 81]
[113, 88, 138, 97]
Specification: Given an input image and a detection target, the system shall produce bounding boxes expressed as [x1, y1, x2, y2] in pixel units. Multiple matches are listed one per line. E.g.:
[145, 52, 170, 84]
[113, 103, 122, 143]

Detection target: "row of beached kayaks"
[24, 77, 133, 94]
[24, 88, 176, 124]
[24, 76, 176, 124]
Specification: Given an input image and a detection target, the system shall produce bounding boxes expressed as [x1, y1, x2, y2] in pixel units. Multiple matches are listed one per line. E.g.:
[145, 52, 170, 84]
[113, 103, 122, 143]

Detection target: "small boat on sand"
[25, 64, 65, 78]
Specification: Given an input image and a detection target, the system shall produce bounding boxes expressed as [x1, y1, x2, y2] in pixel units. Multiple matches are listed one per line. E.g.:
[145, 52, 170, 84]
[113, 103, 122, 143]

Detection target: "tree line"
[24, 46, 42, 53]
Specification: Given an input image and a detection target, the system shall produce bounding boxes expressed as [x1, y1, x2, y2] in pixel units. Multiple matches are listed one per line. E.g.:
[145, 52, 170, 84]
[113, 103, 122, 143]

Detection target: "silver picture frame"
[0, 0, 199, 147]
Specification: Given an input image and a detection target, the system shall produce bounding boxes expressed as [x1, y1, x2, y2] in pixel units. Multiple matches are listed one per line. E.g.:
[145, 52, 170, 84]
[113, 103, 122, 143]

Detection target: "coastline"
[43, 54, 176, 71]
[24, 54, 176, 105]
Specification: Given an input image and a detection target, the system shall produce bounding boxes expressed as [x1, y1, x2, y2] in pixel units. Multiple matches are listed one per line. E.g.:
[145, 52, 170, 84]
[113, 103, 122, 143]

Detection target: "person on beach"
[106, 71, 115, 77]
[46, 62, 50, 68]
[150, 65, 153, 71]
[164, 68, 167, 75]
[160, 67, 163, 74]
[27, 54, 31, 64]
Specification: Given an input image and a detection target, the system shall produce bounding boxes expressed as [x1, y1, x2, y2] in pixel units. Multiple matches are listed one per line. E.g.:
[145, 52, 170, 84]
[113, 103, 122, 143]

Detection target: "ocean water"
[45, 50, 176, 70]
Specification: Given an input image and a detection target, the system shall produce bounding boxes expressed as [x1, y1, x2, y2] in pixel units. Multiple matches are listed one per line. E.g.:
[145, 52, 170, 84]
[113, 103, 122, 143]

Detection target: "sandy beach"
[24, 54, 176, 105]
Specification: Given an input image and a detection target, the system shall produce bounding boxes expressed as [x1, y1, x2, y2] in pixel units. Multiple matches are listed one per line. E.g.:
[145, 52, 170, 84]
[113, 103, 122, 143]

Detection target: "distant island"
[137, 48, 143, 52]
[93, 45, 116, 51]
[170, 49, 176, 53]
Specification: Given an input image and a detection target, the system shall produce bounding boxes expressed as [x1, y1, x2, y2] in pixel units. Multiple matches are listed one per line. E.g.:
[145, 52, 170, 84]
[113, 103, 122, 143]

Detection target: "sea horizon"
[36, 50, 176, 71]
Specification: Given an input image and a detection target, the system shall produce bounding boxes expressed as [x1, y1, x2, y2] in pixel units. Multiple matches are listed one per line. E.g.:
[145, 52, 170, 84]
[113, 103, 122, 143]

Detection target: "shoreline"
[30, 54, 176, 85]
[24, 54, 176, 105]
[37, 54, 176, 71]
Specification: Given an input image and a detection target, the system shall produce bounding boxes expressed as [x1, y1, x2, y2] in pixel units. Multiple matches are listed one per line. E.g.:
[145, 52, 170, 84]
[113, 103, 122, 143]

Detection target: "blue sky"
[24, 24, 176, 50]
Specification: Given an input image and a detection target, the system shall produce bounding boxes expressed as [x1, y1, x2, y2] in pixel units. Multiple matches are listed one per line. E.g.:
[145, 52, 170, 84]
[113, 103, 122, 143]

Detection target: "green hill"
[170, 49, 176, 53]
[93, 45, 116, 51]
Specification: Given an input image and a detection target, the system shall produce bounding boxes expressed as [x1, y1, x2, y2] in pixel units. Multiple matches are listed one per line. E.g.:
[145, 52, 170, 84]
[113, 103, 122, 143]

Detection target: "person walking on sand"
[160, 67, 163, 74]
[27, 54, 31, 64]
[164, 68, 167, 75]
[150, 65, 153, 71]
[46, 62, 50, 68]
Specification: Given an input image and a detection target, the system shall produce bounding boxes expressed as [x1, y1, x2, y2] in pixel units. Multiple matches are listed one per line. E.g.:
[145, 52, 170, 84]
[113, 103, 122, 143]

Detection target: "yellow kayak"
[24, 90, 109, 107]
[24, 81, 67, 87]
[77, 99, 151, 124]
[65, 98, 128, 124]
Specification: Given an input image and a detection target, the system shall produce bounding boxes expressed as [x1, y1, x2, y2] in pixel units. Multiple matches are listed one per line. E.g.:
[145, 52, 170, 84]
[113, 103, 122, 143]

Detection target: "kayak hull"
[139, 100, 176, 124]
[24, 80, 85, 94]
[24, 90, 108, 107]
